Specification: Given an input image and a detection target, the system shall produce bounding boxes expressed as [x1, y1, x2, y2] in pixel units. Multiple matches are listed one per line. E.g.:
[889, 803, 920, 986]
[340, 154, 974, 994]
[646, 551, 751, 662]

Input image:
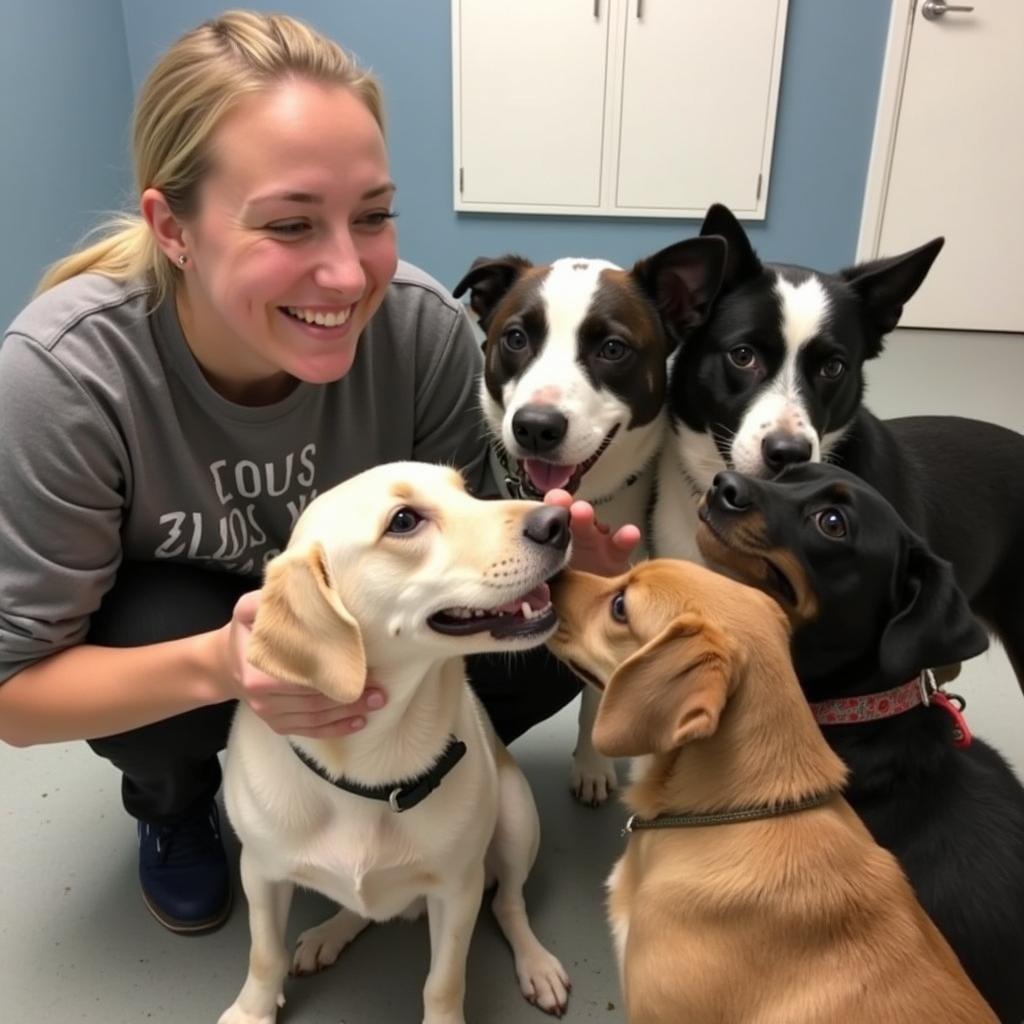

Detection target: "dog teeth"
[441, 599, 552, 621]
[519, 601, 552, 621]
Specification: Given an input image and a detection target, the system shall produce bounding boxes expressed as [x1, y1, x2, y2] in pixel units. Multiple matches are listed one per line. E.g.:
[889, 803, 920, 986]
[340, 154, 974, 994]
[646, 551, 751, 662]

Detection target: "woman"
[0, 11, 636, 935]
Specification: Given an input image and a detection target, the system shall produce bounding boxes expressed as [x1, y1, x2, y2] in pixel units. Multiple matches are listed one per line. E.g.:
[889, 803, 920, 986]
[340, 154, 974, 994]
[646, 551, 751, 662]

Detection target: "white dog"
[218, 462, 571, 1024]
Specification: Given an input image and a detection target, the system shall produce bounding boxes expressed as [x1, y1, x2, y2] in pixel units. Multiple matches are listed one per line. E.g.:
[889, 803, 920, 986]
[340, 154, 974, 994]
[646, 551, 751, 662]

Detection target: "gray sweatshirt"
[0, 262, 493, 682]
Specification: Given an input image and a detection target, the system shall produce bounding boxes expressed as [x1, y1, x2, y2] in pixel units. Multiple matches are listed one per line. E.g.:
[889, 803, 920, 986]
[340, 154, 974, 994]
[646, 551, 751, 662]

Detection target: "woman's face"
[177, 79, 398, 403]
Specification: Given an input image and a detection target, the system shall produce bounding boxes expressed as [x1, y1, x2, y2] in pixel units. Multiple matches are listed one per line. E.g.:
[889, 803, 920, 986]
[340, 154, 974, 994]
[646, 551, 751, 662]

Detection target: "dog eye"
[502, 327, 528, 353]
[386, 507, 424, 535]
[815, 508, 847, 539]
[610, 591, 628, 623]
[597, 337, 630, 362]
[819, 357, 846, 380]
[728, 345, 757, 370]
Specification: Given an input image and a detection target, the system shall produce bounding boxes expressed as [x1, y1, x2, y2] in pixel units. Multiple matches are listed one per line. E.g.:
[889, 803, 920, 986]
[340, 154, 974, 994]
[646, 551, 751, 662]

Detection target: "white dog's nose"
[523, 506, 571, 551]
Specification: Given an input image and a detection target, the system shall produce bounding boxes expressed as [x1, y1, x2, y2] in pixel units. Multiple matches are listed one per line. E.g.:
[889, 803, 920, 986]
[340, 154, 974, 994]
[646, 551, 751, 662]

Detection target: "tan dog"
[548, 560, 997, 1024]
[218, 462, 571, 1024]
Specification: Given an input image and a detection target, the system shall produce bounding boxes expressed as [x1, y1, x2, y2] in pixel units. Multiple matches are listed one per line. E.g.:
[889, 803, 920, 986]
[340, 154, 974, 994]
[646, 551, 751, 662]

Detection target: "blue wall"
[2, 0, 891, 327]
[1, 0, 134, 327]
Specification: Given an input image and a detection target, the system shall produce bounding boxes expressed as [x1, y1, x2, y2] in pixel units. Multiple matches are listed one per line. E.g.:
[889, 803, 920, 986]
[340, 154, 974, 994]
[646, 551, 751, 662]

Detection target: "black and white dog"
[653, 203, 1024, 689]
[454, 238, 725, 803]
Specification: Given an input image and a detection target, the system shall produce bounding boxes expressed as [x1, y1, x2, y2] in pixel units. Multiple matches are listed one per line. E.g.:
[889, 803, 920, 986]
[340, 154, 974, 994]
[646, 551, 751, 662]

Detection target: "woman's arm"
[0, 593, 386, 748]
[0, 633, 225, 746]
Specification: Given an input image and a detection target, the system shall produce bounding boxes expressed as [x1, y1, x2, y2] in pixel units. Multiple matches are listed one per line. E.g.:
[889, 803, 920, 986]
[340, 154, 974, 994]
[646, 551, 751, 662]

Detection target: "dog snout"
[512, 404, 568, 455]
[710, 471, 754, 513]
[523, 505, 571, 551]
[762, 432, 812, 474]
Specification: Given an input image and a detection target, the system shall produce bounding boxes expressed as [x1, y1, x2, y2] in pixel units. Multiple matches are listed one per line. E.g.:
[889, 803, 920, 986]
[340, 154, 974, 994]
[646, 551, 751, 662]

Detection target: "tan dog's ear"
[593, 613, 735, 757]
[248, 543, 367, 703]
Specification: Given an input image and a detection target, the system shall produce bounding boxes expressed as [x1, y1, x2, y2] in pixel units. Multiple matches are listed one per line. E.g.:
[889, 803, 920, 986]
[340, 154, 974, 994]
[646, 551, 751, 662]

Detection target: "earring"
[176, 254, 188, 267]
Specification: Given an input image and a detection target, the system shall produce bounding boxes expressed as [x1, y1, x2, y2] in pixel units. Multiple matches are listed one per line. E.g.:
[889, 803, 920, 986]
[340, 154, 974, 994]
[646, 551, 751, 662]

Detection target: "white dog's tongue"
[523, 459, 575, 493]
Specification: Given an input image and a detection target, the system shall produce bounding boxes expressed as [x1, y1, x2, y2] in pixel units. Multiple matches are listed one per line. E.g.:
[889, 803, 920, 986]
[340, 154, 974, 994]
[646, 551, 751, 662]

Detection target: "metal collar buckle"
[918, 668, 938, 706]
[388, 788, 406, 813]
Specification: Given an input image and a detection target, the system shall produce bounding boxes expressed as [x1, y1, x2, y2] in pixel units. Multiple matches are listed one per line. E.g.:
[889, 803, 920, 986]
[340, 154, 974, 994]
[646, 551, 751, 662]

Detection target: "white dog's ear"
[249, 543, 367, 703]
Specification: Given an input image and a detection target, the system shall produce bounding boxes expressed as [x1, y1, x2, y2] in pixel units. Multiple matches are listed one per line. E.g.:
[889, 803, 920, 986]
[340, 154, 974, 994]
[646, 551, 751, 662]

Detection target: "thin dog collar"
[809, 669, 972, 748]
[289, 736, 467, 813]
[623, 790, 835, 836]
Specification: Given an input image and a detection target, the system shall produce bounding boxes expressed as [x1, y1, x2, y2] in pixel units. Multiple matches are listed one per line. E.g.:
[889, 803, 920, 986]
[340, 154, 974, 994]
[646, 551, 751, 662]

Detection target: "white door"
[454, 0, 609, 208]
[861, 0, 1024, 331]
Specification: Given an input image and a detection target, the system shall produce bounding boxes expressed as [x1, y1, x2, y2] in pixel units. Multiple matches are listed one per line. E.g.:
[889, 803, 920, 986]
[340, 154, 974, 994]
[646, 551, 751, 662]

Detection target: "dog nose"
[762, 432, 812, 474]
[512, 404, 568, 455]
[523, 505, 571, 551]
[709, 471, 752, 512]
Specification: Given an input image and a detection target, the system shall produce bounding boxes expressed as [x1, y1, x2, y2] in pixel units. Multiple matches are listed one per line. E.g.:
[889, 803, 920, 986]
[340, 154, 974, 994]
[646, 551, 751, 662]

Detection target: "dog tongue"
[523, 460, 575, 493]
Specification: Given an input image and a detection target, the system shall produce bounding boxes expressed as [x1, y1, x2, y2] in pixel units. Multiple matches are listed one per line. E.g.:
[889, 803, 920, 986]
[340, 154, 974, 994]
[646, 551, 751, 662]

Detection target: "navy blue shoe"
[137, 801, 231, 934]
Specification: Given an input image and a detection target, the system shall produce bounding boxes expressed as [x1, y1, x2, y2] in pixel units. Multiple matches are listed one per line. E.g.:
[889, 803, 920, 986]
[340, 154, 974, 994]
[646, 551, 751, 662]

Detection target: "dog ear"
[631, 236, 727, 348]
[838, 237, 945, 348]
[700, 202, 764, 291]
[452, 254, 533, 331]
[879, 537, 988, 682]
[593, 613, 735, 757]
[248, 543, 367, 704]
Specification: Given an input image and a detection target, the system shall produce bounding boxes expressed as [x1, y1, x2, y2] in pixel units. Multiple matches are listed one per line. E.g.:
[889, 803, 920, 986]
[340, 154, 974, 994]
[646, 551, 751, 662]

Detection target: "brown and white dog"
[218, 462, 572, 1024]
[453, 238, 725, 804]
[548, 559, 997, 1024]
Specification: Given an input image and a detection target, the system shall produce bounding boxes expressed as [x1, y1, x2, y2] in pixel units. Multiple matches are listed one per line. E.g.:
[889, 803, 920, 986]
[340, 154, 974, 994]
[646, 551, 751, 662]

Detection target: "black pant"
[86, 562, 580, 824]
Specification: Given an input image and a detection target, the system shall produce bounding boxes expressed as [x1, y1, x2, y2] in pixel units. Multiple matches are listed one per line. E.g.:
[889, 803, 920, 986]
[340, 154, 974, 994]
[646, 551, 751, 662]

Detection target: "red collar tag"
[928, 690, 973, 749]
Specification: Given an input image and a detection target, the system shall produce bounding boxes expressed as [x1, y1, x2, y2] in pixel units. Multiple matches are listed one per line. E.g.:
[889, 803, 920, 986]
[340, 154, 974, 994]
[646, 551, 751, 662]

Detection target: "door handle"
[922, 1, 975, 20]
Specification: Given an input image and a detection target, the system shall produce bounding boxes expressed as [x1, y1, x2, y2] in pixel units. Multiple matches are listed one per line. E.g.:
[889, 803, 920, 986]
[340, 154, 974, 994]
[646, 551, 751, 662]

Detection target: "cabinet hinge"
[459, 167, 464, 195]
[756, 173, 763, 201]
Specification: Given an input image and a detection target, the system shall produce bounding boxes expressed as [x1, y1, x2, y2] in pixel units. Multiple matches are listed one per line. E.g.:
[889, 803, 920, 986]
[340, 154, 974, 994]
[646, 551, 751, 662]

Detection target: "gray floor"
[3, 328, 1024, 1023]
[0, 700, 628, 1024]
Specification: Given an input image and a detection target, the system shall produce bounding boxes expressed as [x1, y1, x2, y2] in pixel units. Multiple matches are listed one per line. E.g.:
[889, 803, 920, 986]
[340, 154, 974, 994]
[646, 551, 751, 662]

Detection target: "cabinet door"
[454, 0, 610, 209]
[615, 0, 787, 216]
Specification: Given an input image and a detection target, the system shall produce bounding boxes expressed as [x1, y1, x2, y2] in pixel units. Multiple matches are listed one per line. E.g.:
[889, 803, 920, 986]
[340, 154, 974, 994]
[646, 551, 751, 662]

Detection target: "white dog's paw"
[292, 909, 369, 976]
[570, 751, 617, 807]
[516, 946, 571, 1017]
[217, 994, 283, 1024]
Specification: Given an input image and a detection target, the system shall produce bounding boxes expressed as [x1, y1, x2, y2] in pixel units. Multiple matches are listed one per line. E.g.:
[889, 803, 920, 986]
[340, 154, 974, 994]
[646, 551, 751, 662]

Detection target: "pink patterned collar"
[808, 670, 972, 748]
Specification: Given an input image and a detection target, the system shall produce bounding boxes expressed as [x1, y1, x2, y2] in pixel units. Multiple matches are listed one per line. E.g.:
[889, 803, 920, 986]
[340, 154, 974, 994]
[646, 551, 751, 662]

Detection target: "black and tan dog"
[548, 559, 996, 1023]
[698, 462, 1024, 1023]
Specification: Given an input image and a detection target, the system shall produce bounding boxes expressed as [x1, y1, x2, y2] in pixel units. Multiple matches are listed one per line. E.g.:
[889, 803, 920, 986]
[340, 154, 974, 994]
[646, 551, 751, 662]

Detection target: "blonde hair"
[36, 10, 384, 303]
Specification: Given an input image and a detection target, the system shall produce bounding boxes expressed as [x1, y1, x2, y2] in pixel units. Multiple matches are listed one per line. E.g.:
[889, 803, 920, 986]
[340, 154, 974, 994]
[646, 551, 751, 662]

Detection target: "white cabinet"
[451, 0, 788, 219]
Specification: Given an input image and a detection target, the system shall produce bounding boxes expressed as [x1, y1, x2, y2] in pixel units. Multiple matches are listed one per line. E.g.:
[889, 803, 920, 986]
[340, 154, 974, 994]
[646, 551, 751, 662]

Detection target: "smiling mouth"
[427, 582, 556, 639]
[517, 424, 621, 497]
[281, 305, 354, 329]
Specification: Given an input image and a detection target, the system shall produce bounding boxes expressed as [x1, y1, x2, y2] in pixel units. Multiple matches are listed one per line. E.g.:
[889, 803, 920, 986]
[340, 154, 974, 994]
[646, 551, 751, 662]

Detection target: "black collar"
[289, 736, 467, 813]
[622, 790, 835, 835]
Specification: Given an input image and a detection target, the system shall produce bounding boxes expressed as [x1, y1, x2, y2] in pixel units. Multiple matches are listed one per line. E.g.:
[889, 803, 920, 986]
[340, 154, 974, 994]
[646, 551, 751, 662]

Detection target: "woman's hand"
[217, 590, 387, 738]
[543, 489, 641, 577]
